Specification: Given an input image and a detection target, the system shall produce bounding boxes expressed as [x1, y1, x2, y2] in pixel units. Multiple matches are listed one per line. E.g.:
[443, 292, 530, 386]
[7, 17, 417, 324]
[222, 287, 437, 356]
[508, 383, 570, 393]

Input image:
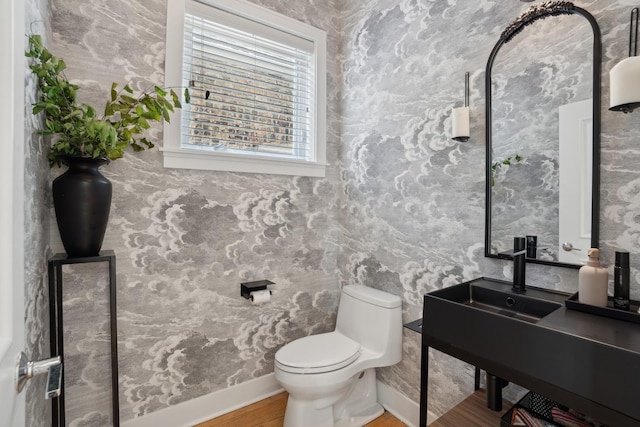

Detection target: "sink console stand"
[407, 277, 640, 427]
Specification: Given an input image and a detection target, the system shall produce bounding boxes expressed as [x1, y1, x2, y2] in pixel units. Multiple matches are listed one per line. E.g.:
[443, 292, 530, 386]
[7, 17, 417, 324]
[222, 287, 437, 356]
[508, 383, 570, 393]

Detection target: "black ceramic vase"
[52, 156, 112, 257]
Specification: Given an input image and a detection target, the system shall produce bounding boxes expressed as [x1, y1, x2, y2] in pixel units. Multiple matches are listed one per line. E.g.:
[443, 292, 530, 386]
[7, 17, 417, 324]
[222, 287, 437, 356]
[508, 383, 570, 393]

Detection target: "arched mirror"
[485, 2, 601, 268]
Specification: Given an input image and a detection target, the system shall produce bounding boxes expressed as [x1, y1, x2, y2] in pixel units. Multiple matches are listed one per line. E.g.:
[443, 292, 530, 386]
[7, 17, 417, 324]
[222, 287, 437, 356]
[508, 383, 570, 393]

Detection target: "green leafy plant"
[26, 34, 190, 166]
[491, 154, 523, 186]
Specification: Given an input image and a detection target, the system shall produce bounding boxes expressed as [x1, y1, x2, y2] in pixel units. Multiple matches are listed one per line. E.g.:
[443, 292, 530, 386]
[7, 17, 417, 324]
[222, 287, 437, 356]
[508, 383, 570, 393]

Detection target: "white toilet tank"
[335, 285, 402, 365]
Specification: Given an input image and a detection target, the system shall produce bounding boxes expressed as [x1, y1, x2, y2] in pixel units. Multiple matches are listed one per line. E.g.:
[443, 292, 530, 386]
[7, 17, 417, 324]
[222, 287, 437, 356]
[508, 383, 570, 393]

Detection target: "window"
[164, 0, 327, 177]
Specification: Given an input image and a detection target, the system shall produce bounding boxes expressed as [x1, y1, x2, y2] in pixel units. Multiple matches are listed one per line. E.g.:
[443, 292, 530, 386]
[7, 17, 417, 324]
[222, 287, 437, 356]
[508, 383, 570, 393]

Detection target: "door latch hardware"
[15, 351, 62, 399]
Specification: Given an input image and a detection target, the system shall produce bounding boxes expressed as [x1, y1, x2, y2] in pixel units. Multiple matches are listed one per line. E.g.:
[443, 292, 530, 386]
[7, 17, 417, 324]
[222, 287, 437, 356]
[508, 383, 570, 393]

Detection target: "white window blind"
[182, 1, 314, 161]
[164, 0, 327, 177]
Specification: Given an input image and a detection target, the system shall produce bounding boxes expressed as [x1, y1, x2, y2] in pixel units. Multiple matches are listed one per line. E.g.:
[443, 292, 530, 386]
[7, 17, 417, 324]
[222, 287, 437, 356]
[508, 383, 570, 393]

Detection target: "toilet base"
[334, 403, 384, 427]
[282, 396, 384, 427]
[334, 368, 383, 426]
[283, 396, 334, 427]
[282, 369, 384, 427]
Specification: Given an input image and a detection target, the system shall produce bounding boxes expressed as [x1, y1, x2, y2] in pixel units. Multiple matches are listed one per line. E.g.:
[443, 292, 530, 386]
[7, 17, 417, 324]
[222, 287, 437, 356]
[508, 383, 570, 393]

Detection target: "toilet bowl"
[274, 285, 402, 427]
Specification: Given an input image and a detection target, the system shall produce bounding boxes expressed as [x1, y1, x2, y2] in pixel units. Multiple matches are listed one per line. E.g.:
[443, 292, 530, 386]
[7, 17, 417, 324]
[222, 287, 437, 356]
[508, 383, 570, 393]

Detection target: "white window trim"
[163, 0, 327, 177]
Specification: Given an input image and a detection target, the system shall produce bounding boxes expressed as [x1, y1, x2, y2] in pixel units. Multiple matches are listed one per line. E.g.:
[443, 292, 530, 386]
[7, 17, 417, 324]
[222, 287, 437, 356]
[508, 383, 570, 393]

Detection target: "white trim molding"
[377, 380, 434, 427]
[161, 147, 328, 177]
[120, 375, 430, 427]
[121, 374, 283, 427]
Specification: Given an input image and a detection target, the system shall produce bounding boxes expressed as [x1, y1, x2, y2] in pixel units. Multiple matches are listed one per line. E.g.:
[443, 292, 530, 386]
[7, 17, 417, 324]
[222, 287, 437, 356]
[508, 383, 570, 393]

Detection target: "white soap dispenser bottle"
[578, 248, 609, 307]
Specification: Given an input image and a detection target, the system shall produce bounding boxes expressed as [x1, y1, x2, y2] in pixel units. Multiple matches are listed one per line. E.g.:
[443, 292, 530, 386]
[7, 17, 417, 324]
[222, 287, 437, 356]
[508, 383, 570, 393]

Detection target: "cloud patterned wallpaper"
[339, 0, 640, 418]
[23, 0, 640, 425]
[47, 0, 343, 424]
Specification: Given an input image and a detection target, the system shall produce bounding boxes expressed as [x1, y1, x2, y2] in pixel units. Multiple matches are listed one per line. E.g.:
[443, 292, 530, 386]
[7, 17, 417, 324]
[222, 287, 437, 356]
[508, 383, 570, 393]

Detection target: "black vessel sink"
[428, 279, 563, 323]
[420, 277, 640, 427]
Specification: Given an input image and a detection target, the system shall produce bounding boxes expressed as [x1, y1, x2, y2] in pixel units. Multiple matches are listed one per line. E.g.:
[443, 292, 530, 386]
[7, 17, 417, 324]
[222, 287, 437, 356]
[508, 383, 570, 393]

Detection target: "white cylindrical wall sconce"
[610, 8, 640, 113]
[452, 72, 470, 142]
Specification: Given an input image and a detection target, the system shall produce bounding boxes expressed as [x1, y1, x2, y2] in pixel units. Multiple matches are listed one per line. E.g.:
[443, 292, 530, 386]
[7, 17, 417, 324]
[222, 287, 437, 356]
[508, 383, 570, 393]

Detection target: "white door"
[558, 99, 592, 264]
[0, 0, 26, 425]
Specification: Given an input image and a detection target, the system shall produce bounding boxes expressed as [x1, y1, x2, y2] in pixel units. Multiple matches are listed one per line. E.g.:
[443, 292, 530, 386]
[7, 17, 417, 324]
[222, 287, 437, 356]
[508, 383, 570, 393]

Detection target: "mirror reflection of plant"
[491, 154, 523, 186]
[26, 34, 189, 166]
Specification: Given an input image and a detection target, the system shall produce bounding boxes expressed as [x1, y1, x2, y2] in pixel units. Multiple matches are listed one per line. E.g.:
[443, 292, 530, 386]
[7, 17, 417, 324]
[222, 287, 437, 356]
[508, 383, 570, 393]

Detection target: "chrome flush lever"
[15, 352, 62, 399]
[562, 242, 583, 252]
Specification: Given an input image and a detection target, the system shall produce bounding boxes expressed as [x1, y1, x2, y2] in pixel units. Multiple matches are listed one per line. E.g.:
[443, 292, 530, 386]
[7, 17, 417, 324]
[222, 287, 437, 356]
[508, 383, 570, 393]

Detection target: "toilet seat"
[275, 332, 361, 374]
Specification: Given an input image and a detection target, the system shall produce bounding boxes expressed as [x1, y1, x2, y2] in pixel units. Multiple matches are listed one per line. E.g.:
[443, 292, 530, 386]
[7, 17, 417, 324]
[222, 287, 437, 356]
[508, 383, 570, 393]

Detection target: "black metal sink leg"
[486, 372, 509, 411]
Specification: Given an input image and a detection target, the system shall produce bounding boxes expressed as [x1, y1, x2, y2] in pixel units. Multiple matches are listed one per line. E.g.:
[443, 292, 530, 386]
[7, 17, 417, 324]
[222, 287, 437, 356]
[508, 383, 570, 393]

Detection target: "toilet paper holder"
[241, 280, 274, 299]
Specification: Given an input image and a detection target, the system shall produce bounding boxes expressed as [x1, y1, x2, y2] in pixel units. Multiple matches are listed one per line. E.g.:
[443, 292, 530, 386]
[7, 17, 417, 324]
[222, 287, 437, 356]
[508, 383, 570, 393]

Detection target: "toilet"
[274, 285, 402, 427]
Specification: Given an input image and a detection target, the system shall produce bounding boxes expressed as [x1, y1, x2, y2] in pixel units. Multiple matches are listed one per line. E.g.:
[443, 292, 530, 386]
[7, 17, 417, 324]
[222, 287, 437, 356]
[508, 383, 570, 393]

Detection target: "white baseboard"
[121, 373, 283, 427]
[377, 380, 436, 427]
[120, 373, 433, 427]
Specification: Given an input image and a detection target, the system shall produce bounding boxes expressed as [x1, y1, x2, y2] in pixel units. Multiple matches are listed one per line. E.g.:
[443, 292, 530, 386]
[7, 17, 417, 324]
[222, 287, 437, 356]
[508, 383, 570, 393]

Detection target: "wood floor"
[195, 389, 509, 427]
[195, 392, 406, 427]
[428, 390, 510, 426]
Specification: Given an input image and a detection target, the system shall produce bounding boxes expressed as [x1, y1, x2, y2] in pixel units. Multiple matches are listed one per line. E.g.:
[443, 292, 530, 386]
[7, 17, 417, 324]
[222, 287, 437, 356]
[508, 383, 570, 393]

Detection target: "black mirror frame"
[484, 1, 601, 269]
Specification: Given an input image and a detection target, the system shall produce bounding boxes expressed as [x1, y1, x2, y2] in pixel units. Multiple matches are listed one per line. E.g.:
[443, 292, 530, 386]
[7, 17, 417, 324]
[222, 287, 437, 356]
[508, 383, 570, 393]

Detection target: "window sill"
[161, 147, 327, 177]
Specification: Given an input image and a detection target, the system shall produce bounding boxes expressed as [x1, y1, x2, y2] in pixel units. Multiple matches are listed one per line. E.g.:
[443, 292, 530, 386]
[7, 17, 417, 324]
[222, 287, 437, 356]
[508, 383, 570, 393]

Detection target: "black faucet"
[512, 236, 526, 293]
[499, 237, 527, 292]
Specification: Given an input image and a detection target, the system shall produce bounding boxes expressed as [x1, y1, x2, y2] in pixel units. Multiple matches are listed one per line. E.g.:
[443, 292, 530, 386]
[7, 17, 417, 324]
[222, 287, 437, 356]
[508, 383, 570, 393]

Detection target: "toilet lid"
[275, 332, 360, 374]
